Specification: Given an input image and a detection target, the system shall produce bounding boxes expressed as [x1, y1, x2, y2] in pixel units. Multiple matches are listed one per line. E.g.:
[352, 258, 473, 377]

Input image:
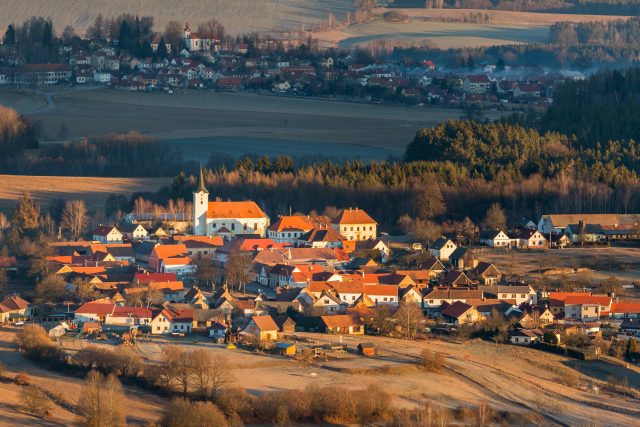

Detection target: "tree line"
[550, 17, 640, 47]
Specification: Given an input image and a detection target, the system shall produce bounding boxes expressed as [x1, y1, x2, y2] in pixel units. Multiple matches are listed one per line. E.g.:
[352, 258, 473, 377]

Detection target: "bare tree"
[225, 249, 252, 294]
[197, 19, 225, 40]
[77, 370, 125, 427]
[393, 301, 425, 339]
[61, 200, 87, 240]
[482, 203, 507, 230]
[164, 20, 184, 54]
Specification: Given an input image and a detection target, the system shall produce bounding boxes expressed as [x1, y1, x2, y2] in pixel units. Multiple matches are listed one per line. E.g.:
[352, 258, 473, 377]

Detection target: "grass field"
[316, 8, 631, 49]
[0, 175, 171, 213]
[2, 89, 492, 161]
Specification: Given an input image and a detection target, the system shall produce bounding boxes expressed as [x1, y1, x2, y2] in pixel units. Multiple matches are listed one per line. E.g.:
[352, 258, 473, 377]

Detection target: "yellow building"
[331, 208, 377, 241]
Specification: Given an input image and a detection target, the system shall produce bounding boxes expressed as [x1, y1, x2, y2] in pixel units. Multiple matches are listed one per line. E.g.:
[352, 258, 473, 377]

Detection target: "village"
[2, 170, 640, 362]
[0, 19, 581, 111]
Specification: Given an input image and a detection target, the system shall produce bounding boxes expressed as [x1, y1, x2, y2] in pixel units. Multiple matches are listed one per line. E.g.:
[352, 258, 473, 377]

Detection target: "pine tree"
[3, 25, 15, 45]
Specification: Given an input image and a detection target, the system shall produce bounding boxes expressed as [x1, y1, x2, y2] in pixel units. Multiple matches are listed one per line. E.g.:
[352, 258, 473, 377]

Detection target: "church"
[193, 169, 270, 238]
[184, 20, 219, 53]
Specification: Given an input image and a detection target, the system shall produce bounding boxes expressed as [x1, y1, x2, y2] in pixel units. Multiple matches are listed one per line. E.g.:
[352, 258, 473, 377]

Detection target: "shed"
[274, 341, 296, 356]
[83, 321, 102, 334]
[358, 342, 376, 356]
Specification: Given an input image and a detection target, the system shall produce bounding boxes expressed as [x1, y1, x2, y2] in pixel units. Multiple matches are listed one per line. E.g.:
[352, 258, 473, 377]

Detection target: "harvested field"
[3, 89, 496, 161]
[0, 175, 170, 213]
[316, 8, 632, 49]
[27, 327, 640, 426]
[0, 0, 353, 36]
[479, 246, 640, 286]
[0, 327, 166, 426]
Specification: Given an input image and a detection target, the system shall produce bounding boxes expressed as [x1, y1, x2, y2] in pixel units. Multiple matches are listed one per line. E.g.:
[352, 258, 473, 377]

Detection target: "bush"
[21, 385, 53, 418]
[14, 372, 30, 386]
[161, 398, 227, 427]
[419, 350, 446, 372]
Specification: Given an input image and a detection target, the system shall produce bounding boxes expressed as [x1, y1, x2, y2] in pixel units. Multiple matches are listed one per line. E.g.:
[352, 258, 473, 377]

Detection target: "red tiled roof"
[251, 315, 278, 331]
[75, 302, 116, 315]
[332, 208, 376, 225]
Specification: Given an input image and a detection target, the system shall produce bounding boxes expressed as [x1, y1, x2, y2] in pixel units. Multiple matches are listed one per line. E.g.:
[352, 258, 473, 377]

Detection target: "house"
[148, 244, 194, 276]
[299, 227, 344, 249]
[463, 75, 491, 94]
[470, 262, 502, 285]
[422, 288, 483, 311]
[518, 304, 555, 328]
[399, 285, 423, 305]
[441, 270, 474, 287]
[267, 215, 326, 244]
[396, 260, 446, 286]
[515, 229, 547, 249]
[346, 239, 390, 260]
[74, 301, 116, 323]
[241, 315, 279, 343]
[564, 295, 612, 321]
[174, 235, 224, 259]
[477, 285, 537, 305]
[429, 238, 457, 261]
[510, 329, 542, 345]
[449, 248, 478, 271]
[0, 296, 32, 323]
[105, 244, 135, 263]
[320, 314, 364, 334]
[331, 208, 377, 241]
[105, 306, 153, 327]
[274, 342, 296, 356]
[150, 308, 194, 335]
[608, 301, 640, 319]
[620, 319, 640, 337]
[208, 321, 228, 340]
[441, 301, 483, 325]
[193, 169, 270, 237]
[92, 226, 123, 244]
[302, 291, 348, 315]
[273, 315, 296, 333]
[119, 223, 148, 241]
[478, 229, 512, 248]
[537, 214, 640, 234]
[467, 299, 519, 318]
[363, 284, 399, 305]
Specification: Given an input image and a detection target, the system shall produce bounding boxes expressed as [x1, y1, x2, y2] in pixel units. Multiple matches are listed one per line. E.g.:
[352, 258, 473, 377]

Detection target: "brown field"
[479, 246, 640, 286]
[3, 326, 640, 426]
[3, 89, 494, 161]
[316, 8, 631, 49]
[0, 0, 353, 36]
[0, 175, 171, 213]
[0, 327, 165, 426]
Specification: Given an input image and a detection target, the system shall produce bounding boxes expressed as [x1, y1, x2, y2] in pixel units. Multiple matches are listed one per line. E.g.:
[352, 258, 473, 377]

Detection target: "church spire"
[197, 166, 209, 194]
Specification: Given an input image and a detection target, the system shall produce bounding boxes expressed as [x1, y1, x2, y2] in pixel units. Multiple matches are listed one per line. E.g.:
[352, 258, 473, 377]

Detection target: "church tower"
[193, 167, 209, 236]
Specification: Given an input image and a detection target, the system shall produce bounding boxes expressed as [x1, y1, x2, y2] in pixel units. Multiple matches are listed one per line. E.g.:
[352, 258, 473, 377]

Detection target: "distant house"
[320, 314, 364, 334]
[463, 75, 491, 94]
[150, 308, 194, 335]
[92, 226, 123, 244]
[478, 230, 512, 248]
[0, 296, 33, 323]
[422, 288, 483, 311]
[119, 223, 148, 241]
[477, 285, 537, 305]
[470, 262, 502, 285]
[441, 270, 474, 287]
[241, 315, 279, 342]
[74, 301, 116, 323]
[510, 329, 542, 345]
[428, 238, 457, 261]
[441, 301, 483, 325]
[515, 229, 547, 249]
[449, 247, 478, 271]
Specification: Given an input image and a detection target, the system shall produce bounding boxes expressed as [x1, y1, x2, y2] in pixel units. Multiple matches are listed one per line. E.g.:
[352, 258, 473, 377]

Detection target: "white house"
[74, 302, 116, 323]
[516, 229, 547, 249]
[119, 223, 148, 241]
[150, 308, 193, 335]
[93, 72, 112, 84]
[193, 169, 269, 237]
[92, 226, 123, 244]
[429, 238, 457, 261]
[479, 230, 512, 247]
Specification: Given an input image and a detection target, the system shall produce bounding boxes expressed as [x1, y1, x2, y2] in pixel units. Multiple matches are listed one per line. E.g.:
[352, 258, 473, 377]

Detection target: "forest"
[392, 0, 640, 15]
[141, 68, 640, 230]
[550, 17, 640, 47]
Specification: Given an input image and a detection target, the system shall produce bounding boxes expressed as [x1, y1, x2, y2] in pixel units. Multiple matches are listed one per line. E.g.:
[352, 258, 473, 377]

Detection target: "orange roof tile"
[251, 315, 279, 331]
[332, 208, 376, 225]
[207, 201, 266, 219]
[152, 244, 188, 259]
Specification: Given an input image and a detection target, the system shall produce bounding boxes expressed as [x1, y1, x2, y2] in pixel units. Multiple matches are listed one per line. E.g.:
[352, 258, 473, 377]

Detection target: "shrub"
[14, 372, 30, 386]
[419, 350, 446, 372]
[161, 398, 227, 427]
[21, 385, 53, 418]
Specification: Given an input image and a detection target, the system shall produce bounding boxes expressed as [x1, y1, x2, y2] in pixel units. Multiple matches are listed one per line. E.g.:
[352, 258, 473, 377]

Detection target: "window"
[383, 297, 388, 302]
[156, 326, 160, 331]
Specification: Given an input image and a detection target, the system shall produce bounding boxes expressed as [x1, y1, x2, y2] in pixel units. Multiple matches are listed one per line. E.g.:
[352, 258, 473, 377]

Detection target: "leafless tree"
[393, 301, 425, 339]
[61, 200, 88, 240]
[225, 249, 252, 294]
[77, 370, 125, 427]
[197, 19, 225, 40]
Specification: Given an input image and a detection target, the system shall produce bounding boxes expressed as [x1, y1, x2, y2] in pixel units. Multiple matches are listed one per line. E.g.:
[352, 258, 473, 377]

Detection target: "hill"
[0, 0, 353, 36]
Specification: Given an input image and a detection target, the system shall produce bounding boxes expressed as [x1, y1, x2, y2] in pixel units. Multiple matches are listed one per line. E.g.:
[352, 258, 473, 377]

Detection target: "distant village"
[0, 20, 586, 110]
[2, 170, 640, 363]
